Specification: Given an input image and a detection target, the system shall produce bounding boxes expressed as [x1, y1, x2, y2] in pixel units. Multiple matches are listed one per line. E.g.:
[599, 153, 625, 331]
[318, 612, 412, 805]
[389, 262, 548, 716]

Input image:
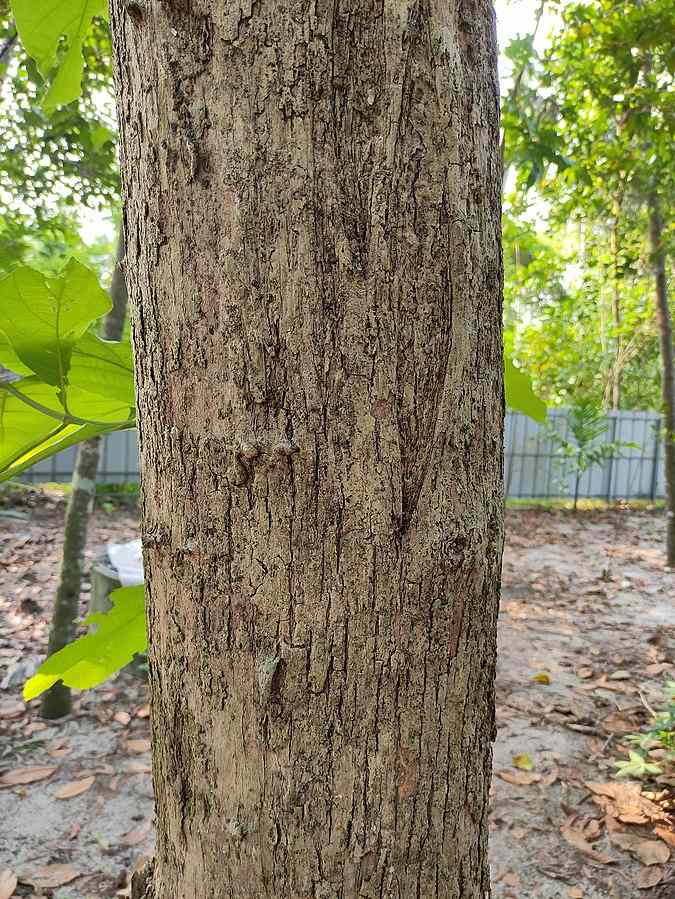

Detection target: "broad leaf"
[505, 356, 547, 423]
[11, 0, 109, 112]
[0, 259, 110, 387]
[69, 331, 135, 406]
[0, 377, 133, 482]
[23, 585, 147, 700]
[0, 333, 33, 378]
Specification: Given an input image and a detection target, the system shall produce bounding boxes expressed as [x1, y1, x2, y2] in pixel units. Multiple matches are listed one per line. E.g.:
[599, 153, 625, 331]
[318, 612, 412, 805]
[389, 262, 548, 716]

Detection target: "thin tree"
[40, 230, 128, 718]
[111, 2, 504, 895]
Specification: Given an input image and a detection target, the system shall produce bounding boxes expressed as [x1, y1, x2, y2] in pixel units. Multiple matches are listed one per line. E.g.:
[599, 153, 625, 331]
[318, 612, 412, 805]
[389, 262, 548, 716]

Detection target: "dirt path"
[0, 498, 673, 898]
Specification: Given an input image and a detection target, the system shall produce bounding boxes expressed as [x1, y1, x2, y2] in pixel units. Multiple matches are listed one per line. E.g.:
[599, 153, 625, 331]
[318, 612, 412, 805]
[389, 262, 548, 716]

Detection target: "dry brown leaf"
[0, 765, 57, 786]
[122, 819, 152, 845]
[496, 769, 541, 786]
[654, 826, 675, 849]
[636, 865, 664, 889]
[645, 662, 671, 677]
[127, 738, 151, 754]
[610, 830, 670, 865]
[22, 863, 81, 889]
[501, 871, 521, 887]
[560, 823, 613, 864]
[54, 776, 95, 800]
[576, 668, 594, 679]
[68, 823, 81, 840]
[136, 705, 150, 718]
[601, 711, 636, 735]
[114, 711, 131, 725]
[586, 782, 670, 826]
[0, 868, 18, 899]
[583, 818, 603, 840]
[125, 760, 152, 774]
[0, 701, 24, 720]
[567, 889, 583, 899]
[541, 767, 560, 786]
[511, 826, 528, 839]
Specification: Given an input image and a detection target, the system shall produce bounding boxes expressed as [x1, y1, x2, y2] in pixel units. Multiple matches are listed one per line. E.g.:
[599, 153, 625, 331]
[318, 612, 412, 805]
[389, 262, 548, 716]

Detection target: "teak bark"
[110, 1, 504, 896]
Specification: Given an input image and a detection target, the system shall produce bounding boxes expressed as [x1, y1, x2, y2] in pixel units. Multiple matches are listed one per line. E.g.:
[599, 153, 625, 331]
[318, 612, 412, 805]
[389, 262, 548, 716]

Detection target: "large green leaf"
[23, 585, 147, 700]
[0, 376, 134, 482]
[505, 356, 547, 423]
[69, 331, 135, 406]
[10, 0, 108, 112]
[0, 259, 110, 387]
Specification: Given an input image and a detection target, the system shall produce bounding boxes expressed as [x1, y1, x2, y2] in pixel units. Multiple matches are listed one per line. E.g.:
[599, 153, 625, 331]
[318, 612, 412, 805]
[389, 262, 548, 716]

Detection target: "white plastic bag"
[107, 538, 144, 586]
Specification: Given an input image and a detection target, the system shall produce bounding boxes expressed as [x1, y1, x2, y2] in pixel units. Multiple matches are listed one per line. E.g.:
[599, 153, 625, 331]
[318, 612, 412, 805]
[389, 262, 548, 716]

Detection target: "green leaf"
[0, 332, 33, 378]
[0, 259, 110, 387]
[23, 585, 147, 700]
[69, 331, 135, 406]
[10, 0, 108, 112]
[0, 377, 133, 482]
[505, 356, 547, 423]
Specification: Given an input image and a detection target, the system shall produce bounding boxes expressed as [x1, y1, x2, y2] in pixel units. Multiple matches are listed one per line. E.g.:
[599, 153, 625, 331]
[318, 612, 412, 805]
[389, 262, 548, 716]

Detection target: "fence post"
[651, 416, 662, 501]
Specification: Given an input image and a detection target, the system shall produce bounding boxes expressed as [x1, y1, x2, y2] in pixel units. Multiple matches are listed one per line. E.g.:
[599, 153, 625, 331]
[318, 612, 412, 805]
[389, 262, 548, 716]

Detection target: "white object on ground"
[106, 538, 144, 586]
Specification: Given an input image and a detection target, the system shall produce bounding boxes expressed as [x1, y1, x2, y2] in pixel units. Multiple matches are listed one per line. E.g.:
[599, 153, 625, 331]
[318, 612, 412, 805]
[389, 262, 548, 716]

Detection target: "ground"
[0, 492, 673, 898]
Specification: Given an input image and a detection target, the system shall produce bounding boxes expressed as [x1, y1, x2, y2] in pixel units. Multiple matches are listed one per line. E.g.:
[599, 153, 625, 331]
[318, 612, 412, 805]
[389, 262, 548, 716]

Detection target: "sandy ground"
[0, 493, 673, 898]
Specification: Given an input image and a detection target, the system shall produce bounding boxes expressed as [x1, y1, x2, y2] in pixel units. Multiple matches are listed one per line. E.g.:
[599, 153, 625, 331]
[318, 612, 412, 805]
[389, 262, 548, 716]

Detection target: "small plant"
[546, 403, 639, 511]
[614, 682, 675, 780]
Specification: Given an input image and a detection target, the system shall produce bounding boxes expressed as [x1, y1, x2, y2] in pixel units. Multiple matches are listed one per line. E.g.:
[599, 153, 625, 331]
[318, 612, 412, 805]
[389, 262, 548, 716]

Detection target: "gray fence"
[18, 409, 666, 501]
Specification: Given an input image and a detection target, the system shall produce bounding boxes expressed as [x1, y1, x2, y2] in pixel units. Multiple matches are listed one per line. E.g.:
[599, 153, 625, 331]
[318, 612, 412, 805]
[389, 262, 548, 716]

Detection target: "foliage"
[614, 682, 675, 779]
[0, 258, 135, 481]
[22, 585, 146, 699]
[545, 402, 638, 510]
[10, 0, 108, 112]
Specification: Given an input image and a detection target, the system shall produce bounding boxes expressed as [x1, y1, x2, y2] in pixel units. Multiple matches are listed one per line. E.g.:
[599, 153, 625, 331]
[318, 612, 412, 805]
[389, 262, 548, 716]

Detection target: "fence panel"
[18, 410, 666, 500]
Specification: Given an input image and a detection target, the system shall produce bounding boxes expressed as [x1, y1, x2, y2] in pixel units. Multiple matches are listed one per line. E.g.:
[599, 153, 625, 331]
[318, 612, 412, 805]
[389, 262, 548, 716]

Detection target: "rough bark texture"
[40, 237, 128, 719]
[110, 1, 503, 896]
[649, 196, 675, 566]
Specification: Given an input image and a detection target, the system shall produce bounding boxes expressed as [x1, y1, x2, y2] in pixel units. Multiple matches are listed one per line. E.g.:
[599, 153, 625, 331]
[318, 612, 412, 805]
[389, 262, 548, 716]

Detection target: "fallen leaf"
[601, 711, 636, 735]
[583, 818, 603, 840]
[501, 871, 521, 887]
[127, 739, 151, 754]
[0, 868, 18, 899]
[125, 760, 152, 774]
[22, 864, 80, 889]
[636, 866, 664, 889]
[123, 819, 152, 845]
[496, 769, 541, 786]
[645, 662, 671, 676]
[114, 711, 131, 725]
[586, 782, 670, 825]
[567, 889, 583, 899]
[0, 701, 24, 720]
[136, 705, 150, 718]
[0, 765, 57, 786]
[654, 826, 675, 849]
[54, 776, 95, 799]
[560, 823, 613, 864]
[532, 672, 551, 684]
[608, 670, 631, 680]
[610, 831, 670, 865]
[68, 823, 81, 840]
[512, 753, 535, 771]
[541, 767, 560, 786]
[576, 668, 594, 679]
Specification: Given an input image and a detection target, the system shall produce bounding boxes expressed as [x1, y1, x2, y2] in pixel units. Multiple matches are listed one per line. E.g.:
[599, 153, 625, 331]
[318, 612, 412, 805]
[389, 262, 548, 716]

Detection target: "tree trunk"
[111, 2, 504, 896]
[610, 207, 622, 411]
[40, 233, 128, 718]
[649, 195, 675, 566]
